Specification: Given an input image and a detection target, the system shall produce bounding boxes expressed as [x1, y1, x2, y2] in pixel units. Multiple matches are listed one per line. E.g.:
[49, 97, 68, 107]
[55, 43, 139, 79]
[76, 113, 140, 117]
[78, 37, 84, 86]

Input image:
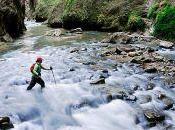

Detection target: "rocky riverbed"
[0, 21, 175, 130]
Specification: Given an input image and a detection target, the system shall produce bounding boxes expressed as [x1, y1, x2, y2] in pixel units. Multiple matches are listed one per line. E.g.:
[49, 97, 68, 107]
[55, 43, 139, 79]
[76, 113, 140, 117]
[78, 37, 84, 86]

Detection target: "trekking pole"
[51, 69, 57, 85]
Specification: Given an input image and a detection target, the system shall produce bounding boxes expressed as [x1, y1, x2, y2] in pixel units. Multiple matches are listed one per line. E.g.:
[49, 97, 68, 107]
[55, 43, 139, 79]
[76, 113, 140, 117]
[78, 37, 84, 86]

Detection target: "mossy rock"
[127, 13, 146, 32]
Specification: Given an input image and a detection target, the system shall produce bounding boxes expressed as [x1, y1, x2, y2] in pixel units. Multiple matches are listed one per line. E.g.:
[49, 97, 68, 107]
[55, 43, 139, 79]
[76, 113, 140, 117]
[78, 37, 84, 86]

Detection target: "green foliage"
[127, 13, 145, 31]
[65, 0, 76, 9]
[46, 0, 145, 31]
[41, 0, 60, 5]
[35, 0, 60, 21]
[153, 5, 175, 40]
[61, 0, 102, 29]
[35, 2, 49, 20]
[147, 3, 159, 19]
[62, 9, 87, 28]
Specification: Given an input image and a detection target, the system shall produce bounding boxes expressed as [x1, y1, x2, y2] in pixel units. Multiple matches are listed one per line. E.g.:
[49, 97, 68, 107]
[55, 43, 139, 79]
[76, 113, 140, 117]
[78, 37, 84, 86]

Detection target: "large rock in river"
[102, 32, 132, 44]
[0, 0, 26, 42]
[0, 117, 14, 129]
[159, 40, 174, 49]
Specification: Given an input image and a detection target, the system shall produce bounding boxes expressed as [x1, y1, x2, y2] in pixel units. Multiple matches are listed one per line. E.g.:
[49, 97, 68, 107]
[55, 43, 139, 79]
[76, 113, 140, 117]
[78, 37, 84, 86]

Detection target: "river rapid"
[0, 21, 175, 130]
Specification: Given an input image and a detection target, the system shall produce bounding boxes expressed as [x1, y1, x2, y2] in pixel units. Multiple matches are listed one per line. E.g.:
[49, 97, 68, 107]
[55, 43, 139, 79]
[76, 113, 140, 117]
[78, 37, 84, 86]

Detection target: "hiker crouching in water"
[27, 57, 52, 90]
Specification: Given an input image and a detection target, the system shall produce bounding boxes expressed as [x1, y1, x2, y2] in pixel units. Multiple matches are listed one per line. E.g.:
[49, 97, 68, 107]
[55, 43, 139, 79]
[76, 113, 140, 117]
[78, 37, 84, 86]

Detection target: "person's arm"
[41, 65, 51, 70]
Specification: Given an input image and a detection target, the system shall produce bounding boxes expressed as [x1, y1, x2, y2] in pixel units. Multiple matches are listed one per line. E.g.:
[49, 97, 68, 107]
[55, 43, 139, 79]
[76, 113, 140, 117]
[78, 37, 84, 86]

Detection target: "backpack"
[30, 63, 36, 72]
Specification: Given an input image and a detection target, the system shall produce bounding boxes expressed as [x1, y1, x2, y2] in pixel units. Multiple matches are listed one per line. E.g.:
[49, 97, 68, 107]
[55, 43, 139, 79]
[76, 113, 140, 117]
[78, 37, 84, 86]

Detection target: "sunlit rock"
[90, 78, 105, 85]
[144, 109, 165, 122]
[69, 28, 83, 34]
[159, 41, 174, 49]
[45, 29, 62, 37]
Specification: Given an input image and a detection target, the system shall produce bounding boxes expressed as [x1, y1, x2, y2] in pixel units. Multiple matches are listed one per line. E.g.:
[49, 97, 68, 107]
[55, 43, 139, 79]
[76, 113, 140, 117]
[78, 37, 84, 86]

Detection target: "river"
[0, 21, 175, 130]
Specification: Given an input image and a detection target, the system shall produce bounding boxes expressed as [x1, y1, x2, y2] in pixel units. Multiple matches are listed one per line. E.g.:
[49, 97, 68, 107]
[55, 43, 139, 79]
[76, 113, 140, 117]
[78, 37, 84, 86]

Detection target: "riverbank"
[33, 0, 175, 42]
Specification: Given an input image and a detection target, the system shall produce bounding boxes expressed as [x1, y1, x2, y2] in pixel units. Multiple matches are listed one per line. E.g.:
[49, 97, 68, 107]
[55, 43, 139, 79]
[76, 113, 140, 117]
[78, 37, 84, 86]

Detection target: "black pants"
[27, 76, 45, 90]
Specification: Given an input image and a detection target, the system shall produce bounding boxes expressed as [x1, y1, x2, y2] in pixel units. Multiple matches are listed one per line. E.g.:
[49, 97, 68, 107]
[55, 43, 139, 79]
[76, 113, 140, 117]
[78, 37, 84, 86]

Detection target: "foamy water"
[0, 21, 175, 130]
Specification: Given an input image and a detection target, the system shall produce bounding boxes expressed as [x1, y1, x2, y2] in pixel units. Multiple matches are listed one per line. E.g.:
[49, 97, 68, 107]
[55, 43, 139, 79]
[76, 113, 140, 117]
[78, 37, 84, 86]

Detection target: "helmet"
[36, 57, 43, 63]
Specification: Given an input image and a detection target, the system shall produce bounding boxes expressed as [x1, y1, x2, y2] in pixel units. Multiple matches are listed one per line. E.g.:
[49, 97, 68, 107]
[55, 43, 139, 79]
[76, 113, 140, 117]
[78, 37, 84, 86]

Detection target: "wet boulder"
[70, 48, 80, 53]
[142, 58, 153, 63]
[162, 97, 174, 110]
[106, 89, 128, 102]
[101, 69, 108, 74]
[154, 55, 164, 62]
[106, 93, 124, 102]
[101, 33, 155, 44]
[146, 83, 155, 90]
[69, 68, 75, 71]
[45, 29, 62, 37]
[128, 52, 140, 57]
[144, 109, 165, 122]
[101, 32, 132, 44]
[158, 93, 166, 100]
[90, 78, 105, 85]
[69, 28, 83, 34]
[100, 50, 113, 57]
[159, 41, 174, 49]
[81, 48, 87, 51]
[99, 69, 110, 79]
[158, 94, 174, 110]
[101, 47, 122, 57]
[48, 19, 62, 28]
[83, 61, 96, 65]
[130, 56, 144, 64]
[144, 67, 157, 73]
[140, 36, 156, 42]
[118, 46, 136, 53]
[147, 47, 155, 53]
[115, 47, 122, 55]
[0, 117, 14, 129]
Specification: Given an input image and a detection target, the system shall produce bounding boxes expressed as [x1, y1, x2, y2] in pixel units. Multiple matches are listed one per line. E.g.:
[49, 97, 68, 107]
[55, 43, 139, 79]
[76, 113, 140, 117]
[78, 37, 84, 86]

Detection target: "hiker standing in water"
[27, 57, 52, 90]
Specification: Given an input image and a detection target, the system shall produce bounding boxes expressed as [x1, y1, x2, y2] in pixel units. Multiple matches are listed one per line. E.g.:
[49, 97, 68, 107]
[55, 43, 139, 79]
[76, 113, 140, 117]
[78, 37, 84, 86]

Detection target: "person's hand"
[50, 66, 53, 70]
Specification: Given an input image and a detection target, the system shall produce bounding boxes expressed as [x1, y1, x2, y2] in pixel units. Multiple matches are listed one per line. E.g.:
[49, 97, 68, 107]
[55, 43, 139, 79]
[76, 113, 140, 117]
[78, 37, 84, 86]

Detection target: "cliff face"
[0, 0, 26, 42]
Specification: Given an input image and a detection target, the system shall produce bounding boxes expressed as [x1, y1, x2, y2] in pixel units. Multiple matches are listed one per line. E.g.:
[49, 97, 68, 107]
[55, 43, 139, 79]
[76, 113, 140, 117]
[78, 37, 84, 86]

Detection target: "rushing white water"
[25, 20, 42, 29]
[0, 22, 175, 130]
[0, 43, 143, 130]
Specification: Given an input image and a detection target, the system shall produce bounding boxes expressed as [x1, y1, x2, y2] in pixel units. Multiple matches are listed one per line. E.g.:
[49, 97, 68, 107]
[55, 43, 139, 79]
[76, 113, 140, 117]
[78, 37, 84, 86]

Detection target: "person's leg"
[36, 77, 45, 89]
[27, 77, 36, 90]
